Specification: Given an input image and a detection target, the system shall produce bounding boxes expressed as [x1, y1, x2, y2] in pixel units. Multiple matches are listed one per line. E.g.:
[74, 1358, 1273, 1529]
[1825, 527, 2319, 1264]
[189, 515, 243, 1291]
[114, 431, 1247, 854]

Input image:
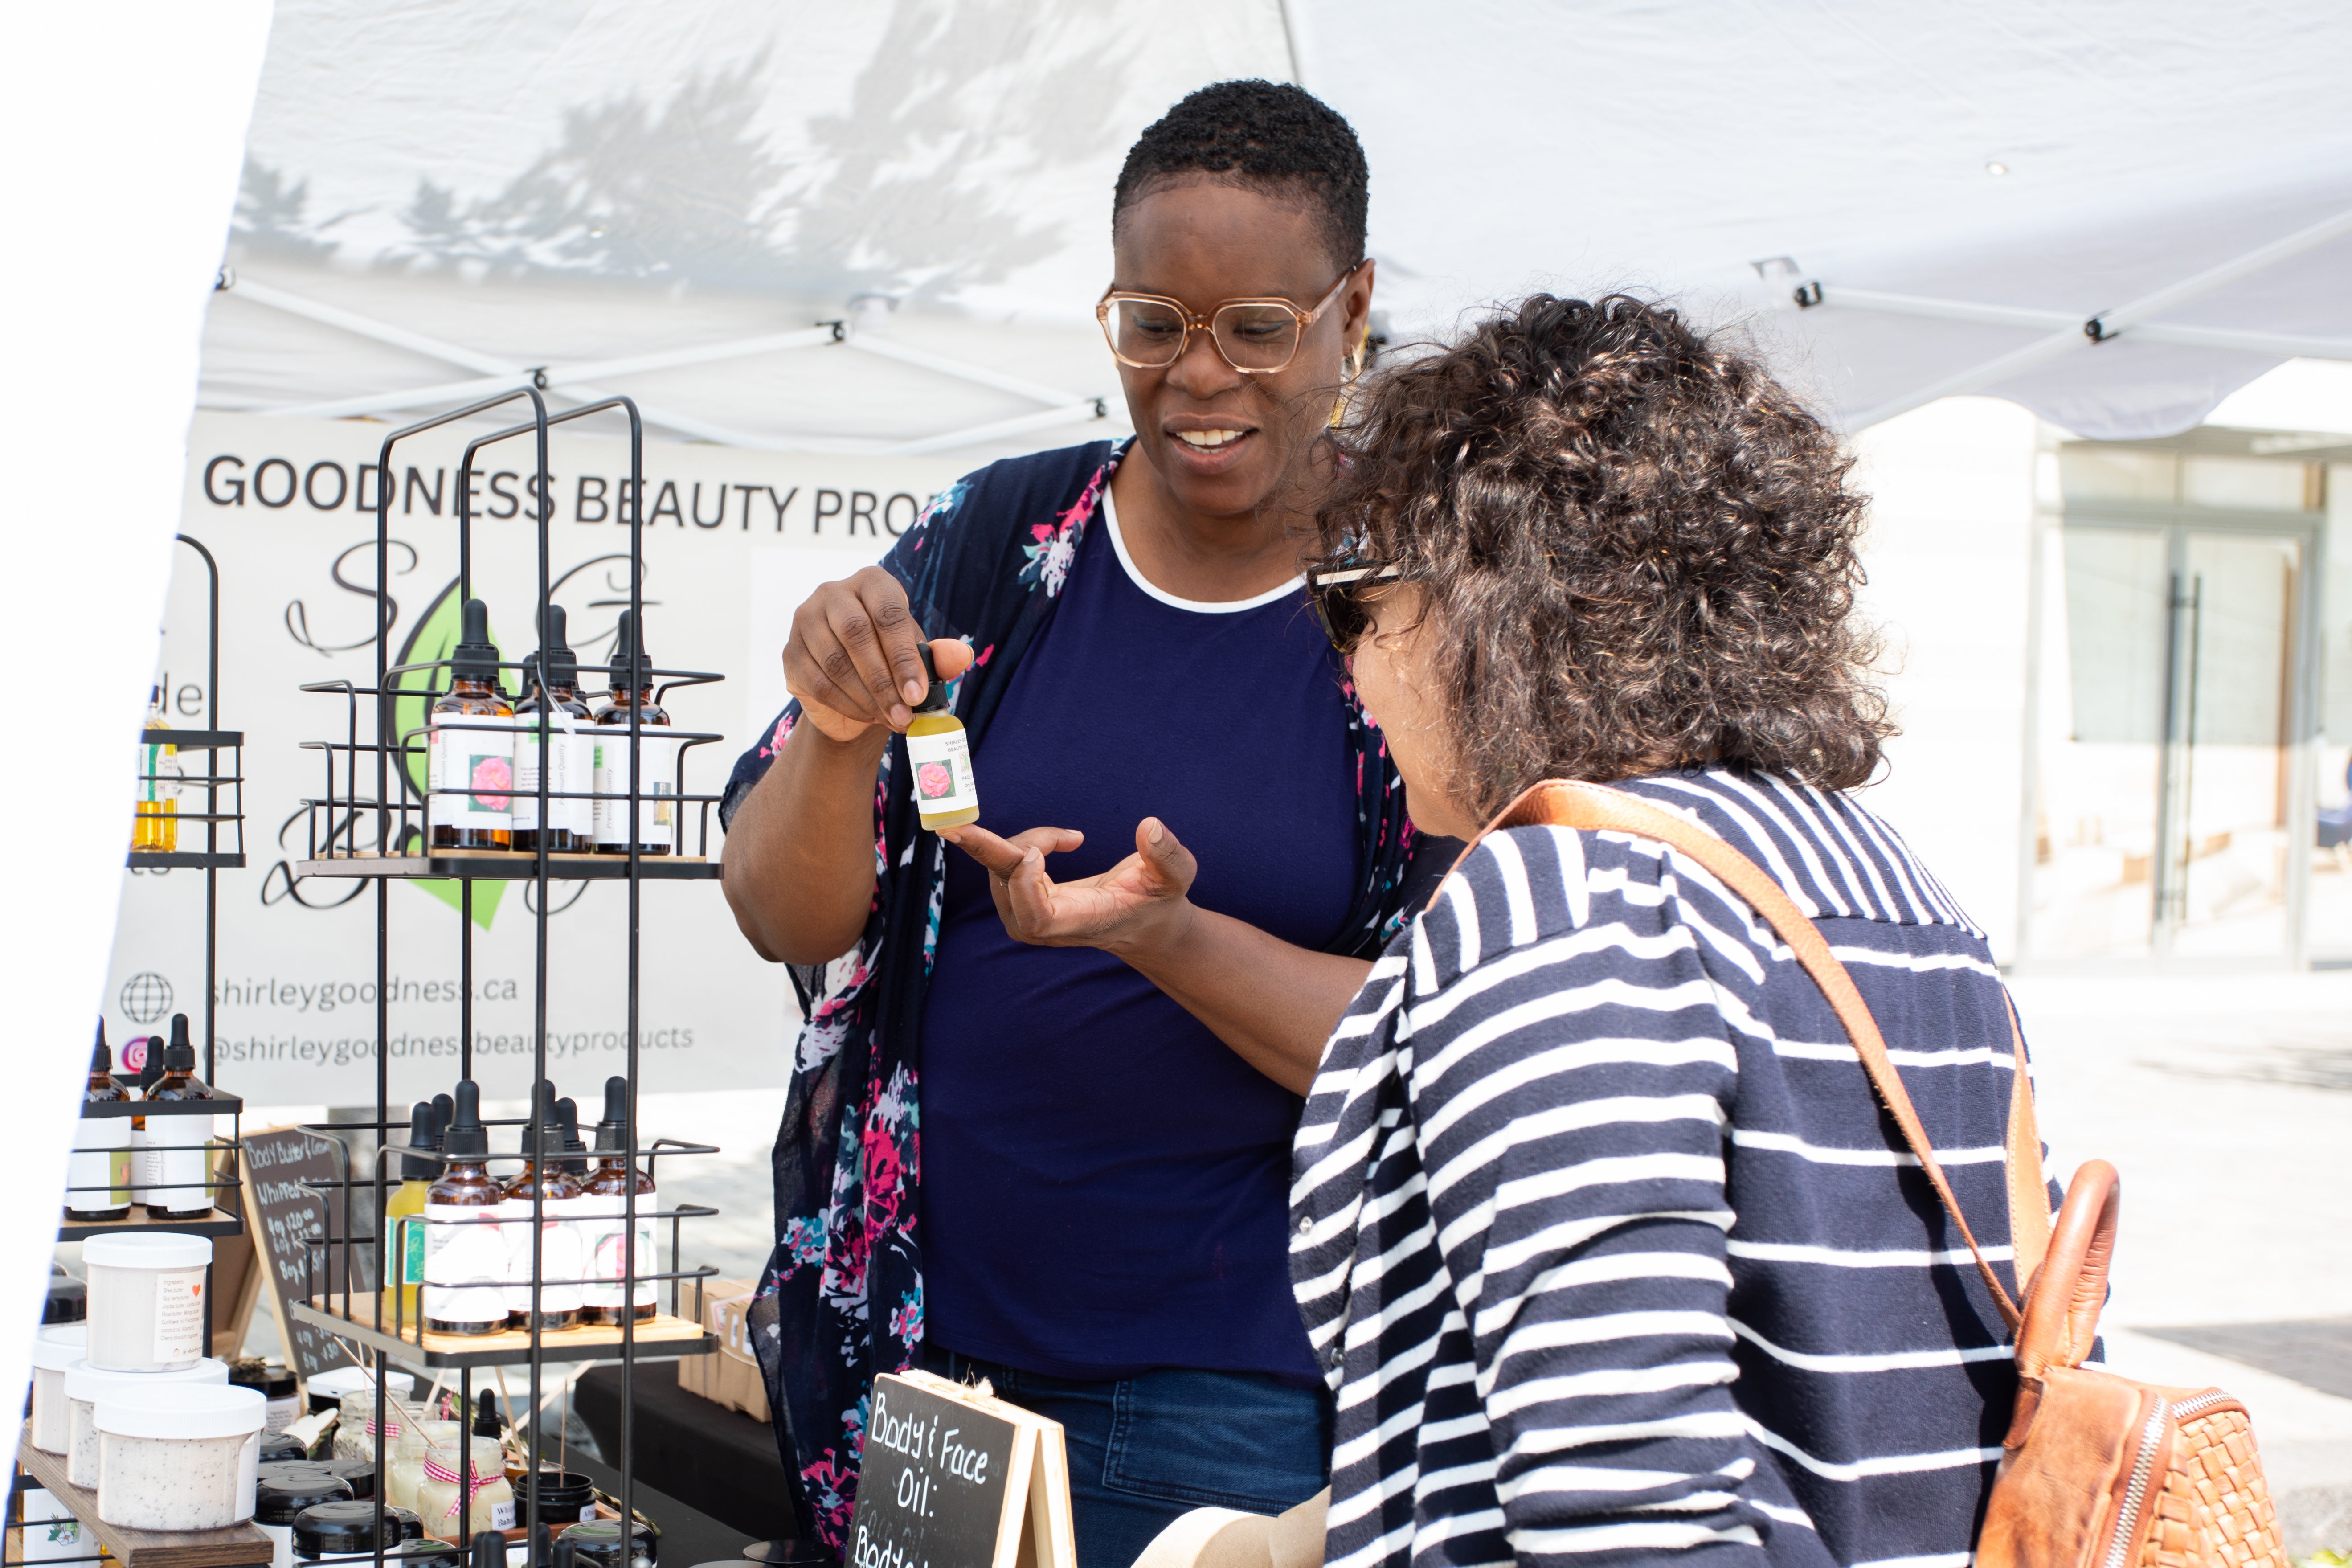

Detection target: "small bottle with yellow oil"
[132, 686, 182, 852]
[904, 643, 978, 831]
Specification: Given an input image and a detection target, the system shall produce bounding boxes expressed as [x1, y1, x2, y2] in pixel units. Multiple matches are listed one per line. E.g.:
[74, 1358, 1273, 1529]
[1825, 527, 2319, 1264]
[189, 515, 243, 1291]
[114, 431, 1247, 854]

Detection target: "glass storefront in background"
[2025, 433, 2352, 965]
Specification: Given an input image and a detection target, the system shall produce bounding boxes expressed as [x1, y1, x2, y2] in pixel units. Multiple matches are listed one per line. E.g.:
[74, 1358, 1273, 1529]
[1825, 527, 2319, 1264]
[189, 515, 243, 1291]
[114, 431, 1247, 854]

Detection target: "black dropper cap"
[136, 1038, 164, 1093]
[431, 1093, 454, 1147]
[91, 1019, 110, 1076]
[450, 599, 503, 689]
[164, 1013, 196, 1073]
[528, 1523, 556, 1568]
[557, 1096, 587, 1175]
[443, 1080, 488, 1158]
[400, 1101, 438, 1180]
[592, 1076, 630, 1155]
[473, 1387, 503, 1437]
[608, 609, 653, 692]
[528, 604, 581, 696]
[914, 643, 949, 714]
[517, 1079, 563, 1161]
[469, 1531, 506, 1568]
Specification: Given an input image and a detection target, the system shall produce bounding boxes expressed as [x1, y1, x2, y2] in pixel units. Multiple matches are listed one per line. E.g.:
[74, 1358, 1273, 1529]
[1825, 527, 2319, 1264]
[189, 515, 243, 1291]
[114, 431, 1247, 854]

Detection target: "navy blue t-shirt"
[921, 494, 1358, 1382]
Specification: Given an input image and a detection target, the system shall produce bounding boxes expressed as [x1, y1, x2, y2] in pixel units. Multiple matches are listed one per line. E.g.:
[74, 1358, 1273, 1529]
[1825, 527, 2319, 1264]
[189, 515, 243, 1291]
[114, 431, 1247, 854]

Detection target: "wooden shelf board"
[294, 853, 716, 881]
[57, 1208, 243, 1241]
[290, 1295, 714, 1367]
[16, 1425, 274, 1568]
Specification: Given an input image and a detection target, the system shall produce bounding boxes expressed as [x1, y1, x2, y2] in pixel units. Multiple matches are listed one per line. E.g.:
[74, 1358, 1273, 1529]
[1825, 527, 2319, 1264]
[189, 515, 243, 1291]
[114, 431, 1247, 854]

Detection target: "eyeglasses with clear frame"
[1096, 262, 1363, 375]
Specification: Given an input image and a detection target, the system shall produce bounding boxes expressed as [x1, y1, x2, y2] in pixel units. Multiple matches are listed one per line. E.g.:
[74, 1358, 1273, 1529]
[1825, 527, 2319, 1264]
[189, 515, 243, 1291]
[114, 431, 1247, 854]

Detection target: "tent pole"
[1838, 200, 2352, 431]
[887, 400, 1107, 457]
[843, 333, 1091, 408]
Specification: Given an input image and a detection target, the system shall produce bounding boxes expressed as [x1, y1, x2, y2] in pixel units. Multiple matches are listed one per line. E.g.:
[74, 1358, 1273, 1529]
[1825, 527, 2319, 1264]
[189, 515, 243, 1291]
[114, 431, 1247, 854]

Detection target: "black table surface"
[574, 1361, 797, 1551]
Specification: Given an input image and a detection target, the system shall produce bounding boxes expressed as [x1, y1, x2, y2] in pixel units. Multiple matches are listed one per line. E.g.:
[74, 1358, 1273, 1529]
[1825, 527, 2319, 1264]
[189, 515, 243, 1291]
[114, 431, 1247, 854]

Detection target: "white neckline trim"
[1101, 491, 1305, 614]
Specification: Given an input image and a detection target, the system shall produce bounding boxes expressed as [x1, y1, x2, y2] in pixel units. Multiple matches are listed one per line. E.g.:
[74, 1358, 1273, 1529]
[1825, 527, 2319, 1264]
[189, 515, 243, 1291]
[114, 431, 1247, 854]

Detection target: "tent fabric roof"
[205, 0, 2352, 452]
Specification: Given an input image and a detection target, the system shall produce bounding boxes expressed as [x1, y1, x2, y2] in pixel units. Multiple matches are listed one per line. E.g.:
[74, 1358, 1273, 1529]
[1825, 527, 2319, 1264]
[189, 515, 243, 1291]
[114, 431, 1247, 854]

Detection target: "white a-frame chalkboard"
[850, 1370, 1075, 1568]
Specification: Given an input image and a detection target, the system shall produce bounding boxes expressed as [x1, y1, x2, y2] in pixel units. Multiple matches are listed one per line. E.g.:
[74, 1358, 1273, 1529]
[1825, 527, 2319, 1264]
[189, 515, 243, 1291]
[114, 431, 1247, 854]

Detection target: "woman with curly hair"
[1289, 295, 2044, 1568]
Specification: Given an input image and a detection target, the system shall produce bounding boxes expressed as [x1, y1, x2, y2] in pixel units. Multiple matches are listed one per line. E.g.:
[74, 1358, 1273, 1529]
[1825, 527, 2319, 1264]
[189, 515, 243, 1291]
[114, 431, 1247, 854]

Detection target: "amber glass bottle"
[513, 606, 594, 855]
[427, 599, 515, 851]
[578, 1077, 657, 1325]
[499, 1082, 584, 1331]
[423, 1080, 507, 1337]
[142, 1015, 214, 1220]
[591, 610, 674, 856]
[67, 1021, 132, 1222]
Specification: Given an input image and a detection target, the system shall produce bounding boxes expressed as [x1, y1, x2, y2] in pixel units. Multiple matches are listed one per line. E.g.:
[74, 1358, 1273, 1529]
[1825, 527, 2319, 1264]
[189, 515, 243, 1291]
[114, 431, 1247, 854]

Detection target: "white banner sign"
[104, 410, 966, 1107]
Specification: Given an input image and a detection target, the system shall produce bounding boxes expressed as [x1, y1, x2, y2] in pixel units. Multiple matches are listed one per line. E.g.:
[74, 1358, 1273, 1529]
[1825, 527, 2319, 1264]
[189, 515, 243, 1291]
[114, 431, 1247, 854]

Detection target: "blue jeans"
[920, 1347, 1332, 1568]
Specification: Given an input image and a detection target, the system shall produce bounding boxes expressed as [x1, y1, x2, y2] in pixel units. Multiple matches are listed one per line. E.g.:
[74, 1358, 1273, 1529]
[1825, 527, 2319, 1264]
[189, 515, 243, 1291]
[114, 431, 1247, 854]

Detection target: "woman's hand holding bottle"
[782, 567, 971, 741]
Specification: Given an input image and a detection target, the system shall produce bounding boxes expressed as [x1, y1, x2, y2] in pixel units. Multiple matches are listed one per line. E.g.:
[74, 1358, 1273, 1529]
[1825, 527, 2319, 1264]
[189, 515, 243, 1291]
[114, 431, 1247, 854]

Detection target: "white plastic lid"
[30, 1325, 88, 1371]
[64, 1355, 229, 1403]
[95, 1382, 265, 1441]
[307, 1366, 415, 1400]
[83, 1232, 213, 1270]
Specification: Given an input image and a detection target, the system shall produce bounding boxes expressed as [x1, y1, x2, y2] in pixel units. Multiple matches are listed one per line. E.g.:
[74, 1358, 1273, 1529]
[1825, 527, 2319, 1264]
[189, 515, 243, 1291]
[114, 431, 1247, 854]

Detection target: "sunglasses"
[1306, 561, 1403, 651]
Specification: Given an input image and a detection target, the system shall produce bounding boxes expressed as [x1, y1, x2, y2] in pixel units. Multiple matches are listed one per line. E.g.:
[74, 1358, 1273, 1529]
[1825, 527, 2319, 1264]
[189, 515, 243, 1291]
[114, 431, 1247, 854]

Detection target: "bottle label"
[153, 1267, 206, 1363]
[68, 1118, 132, 1211]
[579, 1192, 660, 1308]
[398, 1208, 428, 1288]
[513, 712, 594, 837]
[498, 1192, 587, 1313]
[139, 1115, 211, 1211]
[592, 731, 679, 849]
[427, 714, 515, 834]
[906, 726, 978, 817]
[422, 1201, 507, 1324]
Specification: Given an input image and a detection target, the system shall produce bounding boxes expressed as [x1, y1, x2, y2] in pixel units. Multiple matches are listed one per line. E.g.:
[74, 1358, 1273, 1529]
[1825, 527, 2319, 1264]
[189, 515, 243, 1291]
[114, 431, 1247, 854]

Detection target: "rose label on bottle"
[428, 717, 515, 833]
[499, 1194, 587, 1314]
[153, 1267, 205, 1363]
[580, 1197, 659, 1309]
[422, 1202, 507, 1324]
[906, 729, 978, 817]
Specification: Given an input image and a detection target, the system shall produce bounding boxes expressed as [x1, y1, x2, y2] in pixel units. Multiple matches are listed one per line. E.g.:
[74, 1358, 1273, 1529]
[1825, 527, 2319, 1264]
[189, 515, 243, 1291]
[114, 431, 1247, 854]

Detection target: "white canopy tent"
[204, 0, 2352, 454]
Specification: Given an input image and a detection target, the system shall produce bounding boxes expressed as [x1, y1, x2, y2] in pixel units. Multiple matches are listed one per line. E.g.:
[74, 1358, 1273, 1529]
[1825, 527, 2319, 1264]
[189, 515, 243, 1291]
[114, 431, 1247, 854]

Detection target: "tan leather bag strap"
[1444, 780, 2029, 1330]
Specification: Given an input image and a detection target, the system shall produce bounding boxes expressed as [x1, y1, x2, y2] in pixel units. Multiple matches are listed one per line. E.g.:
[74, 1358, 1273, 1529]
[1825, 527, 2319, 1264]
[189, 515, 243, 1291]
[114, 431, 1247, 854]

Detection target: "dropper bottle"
[427, 599, 515, 851]
[905, 643, 980, 831]
[384, 1099, 442, 1321]
[423, 1080, 507, 1337]
[142, 1015, 214, 1220]
[591, 610, 674, 856]
[67, 1021, 132, 1222]
[513, 605, 594, 855]
[132, 686, 182, 853]
[556, 1096, 588, 1177]
[579, 1076, 657, 1325]
[499, 1082, 584, 1331]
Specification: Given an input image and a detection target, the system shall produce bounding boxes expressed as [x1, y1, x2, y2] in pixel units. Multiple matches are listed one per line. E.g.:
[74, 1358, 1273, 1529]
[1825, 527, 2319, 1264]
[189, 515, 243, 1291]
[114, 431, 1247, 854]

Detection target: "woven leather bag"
[1469, 781, 2287, 1568]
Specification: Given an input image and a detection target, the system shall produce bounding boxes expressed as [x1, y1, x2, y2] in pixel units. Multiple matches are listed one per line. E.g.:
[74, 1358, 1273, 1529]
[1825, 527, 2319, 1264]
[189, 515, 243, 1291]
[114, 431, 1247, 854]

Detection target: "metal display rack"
[274, 388, 725, 1566]
[19, 532, 261, 1568]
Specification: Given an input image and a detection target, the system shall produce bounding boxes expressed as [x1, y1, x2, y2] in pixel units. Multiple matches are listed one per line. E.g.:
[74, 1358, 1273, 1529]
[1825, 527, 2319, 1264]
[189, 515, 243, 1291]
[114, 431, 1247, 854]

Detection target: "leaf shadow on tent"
[236, 0, 1133, 307]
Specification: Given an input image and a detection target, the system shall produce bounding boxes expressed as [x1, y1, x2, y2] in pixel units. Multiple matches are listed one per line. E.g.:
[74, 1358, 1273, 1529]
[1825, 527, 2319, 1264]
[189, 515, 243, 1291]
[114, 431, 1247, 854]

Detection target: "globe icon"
[120, 972, 173, 1026]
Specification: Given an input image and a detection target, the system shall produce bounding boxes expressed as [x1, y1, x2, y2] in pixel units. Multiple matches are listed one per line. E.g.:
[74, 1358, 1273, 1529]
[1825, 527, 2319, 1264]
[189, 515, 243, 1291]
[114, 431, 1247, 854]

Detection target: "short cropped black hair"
[1114, 79, 1368, 271]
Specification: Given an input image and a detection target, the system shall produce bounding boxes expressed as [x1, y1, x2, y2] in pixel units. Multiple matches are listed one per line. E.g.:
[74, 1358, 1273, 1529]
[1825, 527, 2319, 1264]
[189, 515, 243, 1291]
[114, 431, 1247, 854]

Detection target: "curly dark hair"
[1114, 79, 1367, 270]
[1313, 294, 1890, 818]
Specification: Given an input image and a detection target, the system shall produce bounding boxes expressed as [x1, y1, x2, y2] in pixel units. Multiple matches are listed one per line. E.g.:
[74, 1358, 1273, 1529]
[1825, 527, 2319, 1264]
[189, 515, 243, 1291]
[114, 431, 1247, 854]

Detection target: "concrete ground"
[2012, 969, 2352, 1555]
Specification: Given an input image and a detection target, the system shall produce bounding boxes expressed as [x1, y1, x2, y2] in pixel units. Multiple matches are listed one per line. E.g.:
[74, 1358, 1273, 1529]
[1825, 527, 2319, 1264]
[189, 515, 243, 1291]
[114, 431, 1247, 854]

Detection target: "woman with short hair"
[1293, 295, 2040, 1568]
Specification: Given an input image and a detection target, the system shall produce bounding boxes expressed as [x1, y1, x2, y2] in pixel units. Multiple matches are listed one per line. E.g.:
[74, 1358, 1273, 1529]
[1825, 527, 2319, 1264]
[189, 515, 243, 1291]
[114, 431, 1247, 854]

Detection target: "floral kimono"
[719, 437, 1437, 1545]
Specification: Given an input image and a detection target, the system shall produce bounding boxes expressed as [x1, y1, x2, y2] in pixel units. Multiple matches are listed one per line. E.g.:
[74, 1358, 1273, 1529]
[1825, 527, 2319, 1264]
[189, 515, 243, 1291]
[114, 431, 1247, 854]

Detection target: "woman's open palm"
[941, 818, 1198, 953]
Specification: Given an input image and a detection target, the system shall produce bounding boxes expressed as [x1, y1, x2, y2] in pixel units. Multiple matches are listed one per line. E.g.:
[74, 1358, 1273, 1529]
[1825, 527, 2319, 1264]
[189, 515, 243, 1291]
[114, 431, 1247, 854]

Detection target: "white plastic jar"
[387, 1419, 463, 1515]
[415, 1437, 515, 1536]
[65, 1356, 229, 1488]
[84, 1232, 213, 1372]
[94, 1382, 265, 1531]
[304, 1365, 413, 1418]
[28, 1326, 88, 1453]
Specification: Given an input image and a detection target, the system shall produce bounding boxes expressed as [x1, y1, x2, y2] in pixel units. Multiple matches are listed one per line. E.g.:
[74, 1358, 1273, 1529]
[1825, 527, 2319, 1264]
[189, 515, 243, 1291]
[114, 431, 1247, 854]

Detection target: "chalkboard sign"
[849, 1371, 1073, 1568]
[240, 1124, 380, 1380]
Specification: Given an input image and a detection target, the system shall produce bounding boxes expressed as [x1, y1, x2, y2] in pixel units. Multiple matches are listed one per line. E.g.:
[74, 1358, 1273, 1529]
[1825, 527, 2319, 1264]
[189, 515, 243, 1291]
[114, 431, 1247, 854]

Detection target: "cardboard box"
[675, 1277, 769, 1424]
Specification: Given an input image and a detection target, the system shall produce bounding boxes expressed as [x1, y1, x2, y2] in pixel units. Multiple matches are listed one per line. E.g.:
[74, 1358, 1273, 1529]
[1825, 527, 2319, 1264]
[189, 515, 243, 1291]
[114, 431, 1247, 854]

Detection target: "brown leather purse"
[1469, 781, 2287, 1568]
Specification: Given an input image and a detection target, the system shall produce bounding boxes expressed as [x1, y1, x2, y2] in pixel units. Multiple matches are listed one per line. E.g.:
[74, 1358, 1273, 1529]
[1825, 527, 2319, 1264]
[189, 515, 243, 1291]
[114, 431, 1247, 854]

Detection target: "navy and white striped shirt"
[1291, 769, 2037, 1568]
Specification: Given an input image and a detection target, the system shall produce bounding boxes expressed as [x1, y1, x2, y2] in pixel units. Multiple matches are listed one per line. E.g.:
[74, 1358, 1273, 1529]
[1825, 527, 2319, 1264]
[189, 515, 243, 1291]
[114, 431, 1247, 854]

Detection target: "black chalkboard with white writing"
[241, 1124, 378, 1380]
[849, 1374, 1022, 1568]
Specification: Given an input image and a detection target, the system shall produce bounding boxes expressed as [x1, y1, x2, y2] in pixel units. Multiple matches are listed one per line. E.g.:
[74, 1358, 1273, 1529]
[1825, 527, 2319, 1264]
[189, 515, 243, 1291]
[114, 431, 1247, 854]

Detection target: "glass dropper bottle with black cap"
[427, 599, 515, 851]
[590, 610, 672, 856]
[143, 1014, 215, 1220]
[67, 1020, 131, 1222]
[514, 604, 594, 855]
[422, 1080, 507, 1337]
[498, 1081, 583, 1331]
[578, 1076, 656, 1326]
[385, 1099, 442, 1322]
[905, 642, 979, 831]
